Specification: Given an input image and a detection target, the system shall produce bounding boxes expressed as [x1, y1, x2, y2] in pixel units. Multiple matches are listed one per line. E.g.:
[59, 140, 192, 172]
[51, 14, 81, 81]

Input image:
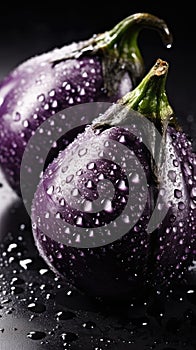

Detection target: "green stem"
[93, 59, 179, 133]
[52, 13, 172, 96]
[120, 58, 178, 131]
[96, 13, 173, 83]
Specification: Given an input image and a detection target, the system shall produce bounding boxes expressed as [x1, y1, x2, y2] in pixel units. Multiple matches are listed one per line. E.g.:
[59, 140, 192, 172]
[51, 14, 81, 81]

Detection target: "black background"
[0, 4, 196, 148]
[0, 4, 196, 350]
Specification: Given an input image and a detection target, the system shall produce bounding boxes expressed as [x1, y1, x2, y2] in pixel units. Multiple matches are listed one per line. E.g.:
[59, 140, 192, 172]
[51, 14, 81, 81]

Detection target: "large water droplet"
[61, 332, 78, 342]
[47, 185, 54, 195]
[56, 311, 75, 321]
[27, 331, 46, 340]
[174, 189, 182, 199]
[28, 302, 46, 313]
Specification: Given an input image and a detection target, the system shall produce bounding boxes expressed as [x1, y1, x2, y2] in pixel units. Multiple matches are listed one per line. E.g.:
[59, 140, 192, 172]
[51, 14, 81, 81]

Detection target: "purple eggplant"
[0, 13, 172, 195]
[31, 59, 196, 298]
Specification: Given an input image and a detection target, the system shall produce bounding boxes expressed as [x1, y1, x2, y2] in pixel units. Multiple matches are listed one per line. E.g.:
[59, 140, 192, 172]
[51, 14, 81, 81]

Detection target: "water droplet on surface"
[119, 135, 126, 143]
[131, 173, 140, 183]
[72, 188, 79, 197]
[84, 201, 93, 212]
[27, 331, 46, 340]
[86, 180, 93, 189]
[104, 199, 113, 212]
[37, 94, 45, 102]
[39, 269, 48, 275]
[87, 162, 95, 170]
[19, 259, 32, 270]
[56, 311, 75, 321]
[76, 216, 83, 226]
[51, 100, 58, 108]
[66, 175, 74, 183]
[10, 277, 24, 285]
[27, 302, 46, 313]
[61, 332, 78, 342]
[13, 112, 21, 121]
[47, 185, 54, 195]
[7, 243, 17, 253]
[23, 120, 29, 128]
[78, 148, 87, 157]
[174, 189, 182, 199]
[173, 159, 179, 167]
[118, 180, 127, 191]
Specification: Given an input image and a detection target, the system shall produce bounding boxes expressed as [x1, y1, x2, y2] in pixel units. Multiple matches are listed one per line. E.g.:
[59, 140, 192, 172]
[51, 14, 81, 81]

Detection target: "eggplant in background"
[0, 13, 172, 195]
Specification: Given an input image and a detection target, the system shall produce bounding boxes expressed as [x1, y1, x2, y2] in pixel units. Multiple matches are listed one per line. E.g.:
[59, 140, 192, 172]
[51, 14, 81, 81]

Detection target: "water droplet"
[66, 175, 74, 183]
[131, 173, 140, 183]
[69, 97, 74, 104]
[7, 243, 17, 253]
[10, 277, 24, 285]
[65, 83, 71, 90]
[51, 100, 58, 108]
[98, 173, 104, 180]
[61, 332, 78, 342]
[56, 311, 75, 321]
[104, 199, 113, 212]
[71, 188, 79, 197]
[122, 214, 130, 224]
[80, 88, 86, 96]
[23, 119, 29, 128]
[44, 103, 49, 110]
[45, 212, 50, 219]
[49, 89, 55, 97]
[86, 180, 93, 188]
[76, 216, 83, 226]
[82, 72, 88, 78]
[118, 180, 127, 191]
[47, 185, 54, 195]
[191, 187, 196, 198]
[178, 202, 185, 210]
[87, 162, 95, 170]
[173, 159, 179, 167]
[84, 201, 93, 212]
[55, 212, 61, 219]
[39, 269, 48, 275]
[13, 112, 21, 121]
[60, 198, 65, 206]
[37, 94, 45, 102]
[28, 302, 46, 313]
[19, 259, 32, 270]
[27, 331, 46, 340]
[62, 166, 68, 173]
[187, 290, 194, 294]
[174, 189, 182, 199]
[119, 135, 126, 143]
[78, 148, 87, 157]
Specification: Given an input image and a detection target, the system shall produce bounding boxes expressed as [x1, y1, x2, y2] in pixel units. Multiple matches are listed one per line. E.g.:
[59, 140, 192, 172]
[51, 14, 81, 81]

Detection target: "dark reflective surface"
[0, 169, 196, 349]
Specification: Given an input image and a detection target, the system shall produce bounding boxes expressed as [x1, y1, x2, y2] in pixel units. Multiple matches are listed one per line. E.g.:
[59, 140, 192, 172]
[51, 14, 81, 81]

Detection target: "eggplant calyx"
[97, 13, 173, 87]
[93, 59, 179, 133]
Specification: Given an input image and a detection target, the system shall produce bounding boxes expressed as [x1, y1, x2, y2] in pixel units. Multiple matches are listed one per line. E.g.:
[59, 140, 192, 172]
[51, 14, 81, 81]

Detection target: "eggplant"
[31, 59, 196, 299]
[0, 13, 172, 195]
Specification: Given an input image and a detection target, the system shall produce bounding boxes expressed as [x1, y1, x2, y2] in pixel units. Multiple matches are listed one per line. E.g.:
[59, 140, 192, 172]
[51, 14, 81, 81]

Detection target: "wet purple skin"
[0, 13, 172, 194]
[32, 60, 196, 298]
[32, 124, 155, 298]
[152, 126, 196, 286]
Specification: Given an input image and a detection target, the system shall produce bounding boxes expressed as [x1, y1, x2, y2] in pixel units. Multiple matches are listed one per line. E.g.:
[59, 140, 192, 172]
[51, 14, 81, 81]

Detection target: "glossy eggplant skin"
[31, 60, 196, 298]
[32, 123, 156, 299]
[0, 13, 172, 195]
